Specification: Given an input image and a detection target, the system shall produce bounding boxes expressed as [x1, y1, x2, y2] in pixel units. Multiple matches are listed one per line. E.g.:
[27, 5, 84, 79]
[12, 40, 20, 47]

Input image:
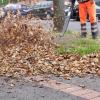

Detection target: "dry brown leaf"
[0, 12, 100, 79]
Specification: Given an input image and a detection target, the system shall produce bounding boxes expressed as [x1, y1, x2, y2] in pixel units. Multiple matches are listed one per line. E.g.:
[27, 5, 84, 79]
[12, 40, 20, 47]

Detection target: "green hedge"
[0, 0, 8, 5]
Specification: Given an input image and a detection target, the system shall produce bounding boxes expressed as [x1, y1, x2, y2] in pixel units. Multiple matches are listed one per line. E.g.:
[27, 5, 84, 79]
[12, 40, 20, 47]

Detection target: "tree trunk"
[53, 0, 65, 32]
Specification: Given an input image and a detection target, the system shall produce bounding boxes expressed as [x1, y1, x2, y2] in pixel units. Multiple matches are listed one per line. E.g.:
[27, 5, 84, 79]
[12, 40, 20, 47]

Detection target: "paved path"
[25, 75, 100, 100]
[0, 75, 100, 100]
[68, 20, 100, 32]
[39, 20, 100, 32]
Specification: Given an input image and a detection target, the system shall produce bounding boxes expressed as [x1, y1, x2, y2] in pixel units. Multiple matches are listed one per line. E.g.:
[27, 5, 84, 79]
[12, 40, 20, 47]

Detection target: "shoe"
[92, 32, 98, 39]
[80, 33, 87, 38]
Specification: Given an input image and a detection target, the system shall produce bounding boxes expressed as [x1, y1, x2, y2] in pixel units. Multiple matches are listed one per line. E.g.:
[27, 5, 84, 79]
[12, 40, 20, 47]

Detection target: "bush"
[0, 0, 8, 5]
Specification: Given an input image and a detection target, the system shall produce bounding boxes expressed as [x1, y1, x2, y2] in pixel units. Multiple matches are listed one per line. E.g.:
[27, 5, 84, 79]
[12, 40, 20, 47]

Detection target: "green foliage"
[0, 0, 19, 5]
[0, 0, 8, 5]
[10, 0, 18, 3]
[56, 45, 66, 54]
[65, 30, 73, 34]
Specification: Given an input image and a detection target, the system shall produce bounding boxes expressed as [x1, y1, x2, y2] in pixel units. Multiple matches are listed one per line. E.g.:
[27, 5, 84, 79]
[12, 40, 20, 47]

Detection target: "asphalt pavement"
[0, 75, 100, 100]
[39, 20, 100, 34]
[68, 20, 100, 32]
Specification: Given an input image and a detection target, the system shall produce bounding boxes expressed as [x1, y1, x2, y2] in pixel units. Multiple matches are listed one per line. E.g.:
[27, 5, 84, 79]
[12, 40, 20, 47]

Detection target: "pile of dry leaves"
[0, 14, 99, 79]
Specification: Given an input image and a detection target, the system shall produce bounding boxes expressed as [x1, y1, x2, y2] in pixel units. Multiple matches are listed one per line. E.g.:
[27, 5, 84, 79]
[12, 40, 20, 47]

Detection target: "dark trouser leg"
[81, 23, 87, 38]
[91, 22, 98, 39]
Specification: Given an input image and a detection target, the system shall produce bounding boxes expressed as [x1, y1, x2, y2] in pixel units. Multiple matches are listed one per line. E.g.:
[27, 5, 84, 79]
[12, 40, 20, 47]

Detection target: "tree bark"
[53, 0, 65, 32]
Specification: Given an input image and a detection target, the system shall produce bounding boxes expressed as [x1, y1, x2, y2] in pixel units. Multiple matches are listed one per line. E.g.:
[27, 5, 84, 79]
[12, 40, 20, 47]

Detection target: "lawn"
[55, 31, 100, 56]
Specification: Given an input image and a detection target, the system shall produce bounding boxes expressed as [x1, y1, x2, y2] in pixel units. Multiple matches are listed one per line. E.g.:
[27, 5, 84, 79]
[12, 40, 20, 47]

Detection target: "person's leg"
[86, 1, 98, 39]
[79, 3, 87, 37]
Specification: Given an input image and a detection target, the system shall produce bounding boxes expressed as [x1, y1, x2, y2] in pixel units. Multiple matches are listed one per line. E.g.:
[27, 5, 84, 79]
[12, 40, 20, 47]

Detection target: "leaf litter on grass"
[0, 13, 100, 80]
